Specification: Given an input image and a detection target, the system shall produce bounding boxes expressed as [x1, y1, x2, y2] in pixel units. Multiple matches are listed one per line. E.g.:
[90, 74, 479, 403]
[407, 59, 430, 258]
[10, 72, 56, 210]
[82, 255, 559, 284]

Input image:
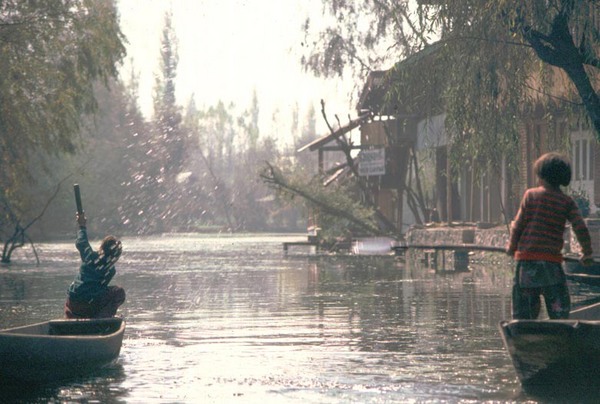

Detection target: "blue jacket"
[67, 227, 116, 303]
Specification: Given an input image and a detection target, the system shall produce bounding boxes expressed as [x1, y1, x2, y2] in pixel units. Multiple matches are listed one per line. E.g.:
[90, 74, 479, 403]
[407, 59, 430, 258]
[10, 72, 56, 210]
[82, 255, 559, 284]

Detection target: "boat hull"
[566, 272, 600, 286]
[499, 303, 600, 392]
[0, 317, 125, 383]
[500, 320, 600, 390]
[563, 255, 600, 275]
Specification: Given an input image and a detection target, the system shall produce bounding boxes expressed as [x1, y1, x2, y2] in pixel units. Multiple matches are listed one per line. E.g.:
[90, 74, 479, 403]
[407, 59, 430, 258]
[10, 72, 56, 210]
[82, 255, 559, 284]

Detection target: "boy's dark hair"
[534, 152, 572, 187]
[100, 236, 122, 259]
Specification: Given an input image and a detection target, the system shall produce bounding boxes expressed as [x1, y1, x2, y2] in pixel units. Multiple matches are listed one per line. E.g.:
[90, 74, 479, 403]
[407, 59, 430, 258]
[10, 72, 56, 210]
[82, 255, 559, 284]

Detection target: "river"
[0, 233, 598, 403]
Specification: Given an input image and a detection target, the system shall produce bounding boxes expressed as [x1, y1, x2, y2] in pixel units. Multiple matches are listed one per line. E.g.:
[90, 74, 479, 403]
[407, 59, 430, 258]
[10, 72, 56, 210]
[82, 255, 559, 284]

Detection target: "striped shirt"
[508, 186, 592, 263]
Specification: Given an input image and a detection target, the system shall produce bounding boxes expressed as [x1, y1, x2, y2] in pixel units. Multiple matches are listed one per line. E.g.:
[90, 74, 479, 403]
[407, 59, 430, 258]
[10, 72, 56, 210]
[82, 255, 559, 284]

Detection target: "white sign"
[358, 148, 386, 176]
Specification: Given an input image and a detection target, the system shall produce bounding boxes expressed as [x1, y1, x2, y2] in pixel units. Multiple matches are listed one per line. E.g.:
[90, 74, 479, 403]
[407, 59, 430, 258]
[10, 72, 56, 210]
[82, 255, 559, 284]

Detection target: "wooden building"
[300, 43, 600, 237]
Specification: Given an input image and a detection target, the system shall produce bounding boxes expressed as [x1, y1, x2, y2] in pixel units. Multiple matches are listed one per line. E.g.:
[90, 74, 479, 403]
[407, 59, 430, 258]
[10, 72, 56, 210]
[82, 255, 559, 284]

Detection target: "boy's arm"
[507, 196, 527, 255]
[75, 214, 94, 263]
[568, 200, 593, 258]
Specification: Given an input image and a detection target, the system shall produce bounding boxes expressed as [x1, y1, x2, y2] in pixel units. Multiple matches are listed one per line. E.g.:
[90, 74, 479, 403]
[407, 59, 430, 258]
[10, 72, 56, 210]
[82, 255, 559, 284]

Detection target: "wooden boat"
[0, 317, 125, 383]
[563, 254, 600, 275]
[499, 302, 600, 392]
[561, 254, 600, 286]
[566, 272, 600, 287]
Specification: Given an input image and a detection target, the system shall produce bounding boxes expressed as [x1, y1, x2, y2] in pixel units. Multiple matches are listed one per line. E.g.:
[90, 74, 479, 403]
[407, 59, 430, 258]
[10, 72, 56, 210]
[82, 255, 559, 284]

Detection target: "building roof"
[356, 71, 390, 116]
[297, 111, 372, 153]
[356, 43, 444, 117]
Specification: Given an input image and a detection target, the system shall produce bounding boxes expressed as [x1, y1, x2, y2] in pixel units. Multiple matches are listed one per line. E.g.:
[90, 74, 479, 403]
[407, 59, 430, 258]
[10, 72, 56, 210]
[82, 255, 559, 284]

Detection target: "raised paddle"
[74, 184, 84, 215]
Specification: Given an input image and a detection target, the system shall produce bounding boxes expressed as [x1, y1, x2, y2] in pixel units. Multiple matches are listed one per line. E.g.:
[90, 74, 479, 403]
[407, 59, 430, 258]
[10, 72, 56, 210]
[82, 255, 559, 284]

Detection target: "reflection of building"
[300, 42, 600, 237]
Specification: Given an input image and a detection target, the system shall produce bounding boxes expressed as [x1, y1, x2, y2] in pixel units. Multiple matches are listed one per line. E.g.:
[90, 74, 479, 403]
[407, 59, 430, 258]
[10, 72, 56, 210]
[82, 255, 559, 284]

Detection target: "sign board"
[358, 148, 386, 176]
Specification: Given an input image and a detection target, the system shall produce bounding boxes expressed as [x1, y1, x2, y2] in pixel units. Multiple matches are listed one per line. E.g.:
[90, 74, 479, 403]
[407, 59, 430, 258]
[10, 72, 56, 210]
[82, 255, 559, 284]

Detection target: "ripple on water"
[1, 234, 529, 403]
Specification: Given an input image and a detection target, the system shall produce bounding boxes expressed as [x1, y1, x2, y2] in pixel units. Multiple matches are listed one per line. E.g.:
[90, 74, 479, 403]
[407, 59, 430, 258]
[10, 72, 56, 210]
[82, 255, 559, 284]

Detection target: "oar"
[74, 184, 84, 215]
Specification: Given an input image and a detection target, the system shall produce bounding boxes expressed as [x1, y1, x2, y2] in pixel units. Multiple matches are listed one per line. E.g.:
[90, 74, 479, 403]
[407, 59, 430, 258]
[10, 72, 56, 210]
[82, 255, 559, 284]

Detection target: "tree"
[152, 10, 186, 176]
[18, 73, 151, 240]
[302, 0, 600, 155]
[141, 10, 191, 232]
[0, 0, 126, 195]
[292, 104, 318, 172]
[260, 161, 385, 244]
[509, 2, 600, 137]
[246, 89, 260, 150]
[78, 77, 150, 235]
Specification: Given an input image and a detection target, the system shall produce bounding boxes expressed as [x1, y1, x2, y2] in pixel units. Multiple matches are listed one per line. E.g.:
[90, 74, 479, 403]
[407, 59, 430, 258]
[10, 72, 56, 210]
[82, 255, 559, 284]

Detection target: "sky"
[117, 0, 356, 144]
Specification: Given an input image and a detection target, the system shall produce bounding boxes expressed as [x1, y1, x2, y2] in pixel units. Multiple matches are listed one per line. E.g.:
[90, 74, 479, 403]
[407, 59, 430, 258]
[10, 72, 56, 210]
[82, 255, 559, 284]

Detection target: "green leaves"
[0, 0, 125, 194]
[304, 0, 600, 181]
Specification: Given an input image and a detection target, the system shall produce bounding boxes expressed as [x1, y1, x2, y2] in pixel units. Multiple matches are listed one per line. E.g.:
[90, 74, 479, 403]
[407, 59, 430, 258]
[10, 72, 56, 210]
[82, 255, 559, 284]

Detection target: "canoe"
[0, 317, 125, 383]
[563, 254, 600, 275]
[566, 272, 600, 287]
[562, 254, 600, 286]
[499, 302, 600, 392]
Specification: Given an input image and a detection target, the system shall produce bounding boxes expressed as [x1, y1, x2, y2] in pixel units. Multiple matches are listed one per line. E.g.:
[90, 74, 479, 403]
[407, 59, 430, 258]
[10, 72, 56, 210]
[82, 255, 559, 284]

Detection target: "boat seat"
[48, 319, 121, 336]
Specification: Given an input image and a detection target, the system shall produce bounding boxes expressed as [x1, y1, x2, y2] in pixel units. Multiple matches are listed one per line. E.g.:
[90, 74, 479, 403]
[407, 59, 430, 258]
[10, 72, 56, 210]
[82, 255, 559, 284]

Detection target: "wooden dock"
[283, 240, 319, 252]
[283, 234, 320, 253]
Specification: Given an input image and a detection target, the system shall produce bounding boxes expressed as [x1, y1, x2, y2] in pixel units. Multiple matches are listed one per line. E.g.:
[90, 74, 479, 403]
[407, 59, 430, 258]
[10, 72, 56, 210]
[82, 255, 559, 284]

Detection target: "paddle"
[74, 184, 84, 215]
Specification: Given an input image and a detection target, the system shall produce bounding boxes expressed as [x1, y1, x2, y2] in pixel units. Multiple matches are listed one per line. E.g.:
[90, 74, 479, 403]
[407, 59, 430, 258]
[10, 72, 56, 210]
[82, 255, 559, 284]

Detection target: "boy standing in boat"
[507, 152, 593, 319]
[64, 212, 126, 318]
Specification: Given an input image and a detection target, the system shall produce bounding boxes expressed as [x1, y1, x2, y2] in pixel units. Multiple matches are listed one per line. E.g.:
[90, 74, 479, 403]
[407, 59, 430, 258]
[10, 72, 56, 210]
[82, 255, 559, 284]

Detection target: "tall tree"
[247, 89, 260, 150]
[200, 101, 236, 171]
[152, 10, 186, 176]
[142, 10, 190, 231]
[0, 0, 126, 195]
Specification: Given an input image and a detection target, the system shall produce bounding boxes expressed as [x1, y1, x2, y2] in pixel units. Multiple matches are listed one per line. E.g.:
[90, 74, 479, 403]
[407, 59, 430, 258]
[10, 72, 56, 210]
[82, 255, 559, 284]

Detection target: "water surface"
[0, 233, 594, 402]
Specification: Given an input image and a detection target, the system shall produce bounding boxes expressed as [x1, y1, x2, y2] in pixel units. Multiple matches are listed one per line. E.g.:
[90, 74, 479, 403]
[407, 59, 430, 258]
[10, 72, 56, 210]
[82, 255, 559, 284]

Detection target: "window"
[572, 134, 594, 181]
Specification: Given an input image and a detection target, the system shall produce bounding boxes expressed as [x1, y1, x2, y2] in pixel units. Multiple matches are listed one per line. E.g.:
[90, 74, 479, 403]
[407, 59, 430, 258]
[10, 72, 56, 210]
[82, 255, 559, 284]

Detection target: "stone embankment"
[402, 223, 510, 271]
[405, 223, 509, 250]
[407, 218, 600, 258]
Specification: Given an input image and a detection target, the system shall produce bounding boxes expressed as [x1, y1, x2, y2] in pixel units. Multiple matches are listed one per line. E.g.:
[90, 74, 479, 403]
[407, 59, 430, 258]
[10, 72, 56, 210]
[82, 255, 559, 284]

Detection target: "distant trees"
[68, 10, 304, 236]
[1, 5, 311, 249]
[135, 10, 188, 233]
[184, 98, 286, 232]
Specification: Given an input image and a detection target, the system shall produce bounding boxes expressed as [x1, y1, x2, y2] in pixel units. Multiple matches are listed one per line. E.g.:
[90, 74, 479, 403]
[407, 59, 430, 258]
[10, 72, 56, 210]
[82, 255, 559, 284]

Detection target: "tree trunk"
[523, 9, 600, 139]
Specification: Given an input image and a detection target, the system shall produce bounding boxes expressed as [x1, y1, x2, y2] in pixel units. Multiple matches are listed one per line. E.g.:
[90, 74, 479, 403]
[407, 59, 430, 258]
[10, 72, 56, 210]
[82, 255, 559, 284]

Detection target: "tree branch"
[260, 162, 387, 236]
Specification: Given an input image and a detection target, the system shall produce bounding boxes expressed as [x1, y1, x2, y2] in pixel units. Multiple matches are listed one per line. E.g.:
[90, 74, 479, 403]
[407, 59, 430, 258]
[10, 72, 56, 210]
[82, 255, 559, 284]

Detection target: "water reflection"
[0, 364, 126, 403]
[3, 234, 597, 402]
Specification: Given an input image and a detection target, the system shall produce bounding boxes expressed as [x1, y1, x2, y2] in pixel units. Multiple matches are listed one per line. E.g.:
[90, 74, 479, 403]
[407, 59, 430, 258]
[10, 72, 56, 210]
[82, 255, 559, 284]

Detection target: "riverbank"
[406, 222, 510, 249]
[406, 218, 600, 258]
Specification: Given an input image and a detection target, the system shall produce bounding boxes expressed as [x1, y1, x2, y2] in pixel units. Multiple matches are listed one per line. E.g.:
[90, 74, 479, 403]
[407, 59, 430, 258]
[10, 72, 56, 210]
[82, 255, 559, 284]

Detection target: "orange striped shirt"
[507, 186, 592, 262]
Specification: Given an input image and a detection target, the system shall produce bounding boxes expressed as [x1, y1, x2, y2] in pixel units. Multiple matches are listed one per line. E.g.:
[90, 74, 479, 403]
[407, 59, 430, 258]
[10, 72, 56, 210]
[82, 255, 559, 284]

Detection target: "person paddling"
[507, 152, 593, 319]
[64, 212, 126, 318]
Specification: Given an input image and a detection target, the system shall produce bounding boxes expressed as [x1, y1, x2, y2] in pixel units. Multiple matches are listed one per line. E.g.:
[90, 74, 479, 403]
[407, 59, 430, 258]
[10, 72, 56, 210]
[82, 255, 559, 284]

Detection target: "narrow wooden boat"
[0, 317, 125, 383]
[499, 302, 600, 392]
[566, 272, 600, 287]
[563, 254, 600, 275]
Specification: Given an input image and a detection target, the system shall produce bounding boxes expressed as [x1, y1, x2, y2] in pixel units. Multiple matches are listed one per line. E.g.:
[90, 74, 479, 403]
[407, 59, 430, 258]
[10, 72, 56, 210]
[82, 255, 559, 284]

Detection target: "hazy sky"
[117, 0, 354, 143]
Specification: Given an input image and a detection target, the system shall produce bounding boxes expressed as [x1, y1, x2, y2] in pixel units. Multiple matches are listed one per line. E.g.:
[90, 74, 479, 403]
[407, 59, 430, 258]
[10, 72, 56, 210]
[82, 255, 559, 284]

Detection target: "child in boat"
[507, 152, 593, 319]
[64, 212, 126, 319]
